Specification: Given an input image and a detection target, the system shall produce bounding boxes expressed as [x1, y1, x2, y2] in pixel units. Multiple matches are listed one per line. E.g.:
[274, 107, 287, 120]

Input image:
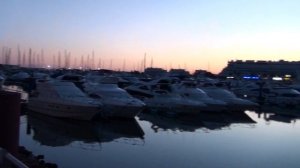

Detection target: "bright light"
[243, 76, 259, 80]
[285, 74, 291, 78]
[47, 65, 51, 68]
[227, 76, 234, 79]
[272, 77, 282, 81]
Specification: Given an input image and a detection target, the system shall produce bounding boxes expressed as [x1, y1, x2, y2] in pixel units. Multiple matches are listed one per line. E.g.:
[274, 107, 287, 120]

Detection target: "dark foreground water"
[19, 109, 300, 168]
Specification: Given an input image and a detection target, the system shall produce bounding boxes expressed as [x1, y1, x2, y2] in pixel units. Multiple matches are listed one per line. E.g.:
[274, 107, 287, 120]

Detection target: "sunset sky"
[1, 0, 300, 73]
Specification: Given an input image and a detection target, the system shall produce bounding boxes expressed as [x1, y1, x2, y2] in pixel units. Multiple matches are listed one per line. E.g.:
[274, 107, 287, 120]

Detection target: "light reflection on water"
[19, 109, 300, 168]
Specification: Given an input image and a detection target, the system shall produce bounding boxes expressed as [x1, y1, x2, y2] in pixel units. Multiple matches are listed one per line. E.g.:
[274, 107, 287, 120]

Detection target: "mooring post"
[256, 81, 265, 105]
[0, 91, 21, 156]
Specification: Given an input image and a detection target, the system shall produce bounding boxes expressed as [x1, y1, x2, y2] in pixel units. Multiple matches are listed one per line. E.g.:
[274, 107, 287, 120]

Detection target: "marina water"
[19, 110, 300, 168]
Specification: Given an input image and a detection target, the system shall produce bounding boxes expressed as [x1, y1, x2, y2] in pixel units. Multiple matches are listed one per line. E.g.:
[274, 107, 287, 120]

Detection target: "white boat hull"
[28, 98, 101, 120]
[226, 99, 259, 112]
[98, 97, 144, 118]
[101, 104, 144, 118]
[145, 99, 205, 114]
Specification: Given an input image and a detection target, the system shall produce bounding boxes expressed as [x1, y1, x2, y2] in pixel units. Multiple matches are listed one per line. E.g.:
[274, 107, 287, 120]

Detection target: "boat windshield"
[54, 84, 87, 98]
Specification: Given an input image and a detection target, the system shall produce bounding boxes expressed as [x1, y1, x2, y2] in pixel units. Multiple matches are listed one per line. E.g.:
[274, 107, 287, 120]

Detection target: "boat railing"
[0, 148, 29, 168]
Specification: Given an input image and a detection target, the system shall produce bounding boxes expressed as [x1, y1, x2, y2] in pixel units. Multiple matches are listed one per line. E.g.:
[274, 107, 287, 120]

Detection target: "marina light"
[243, 76, 259, 80]
[285, 74, 291, 78]
[272, 77, 282, 81]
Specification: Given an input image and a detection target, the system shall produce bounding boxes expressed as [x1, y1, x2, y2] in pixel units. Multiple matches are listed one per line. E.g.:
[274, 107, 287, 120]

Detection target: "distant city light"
[227, 76, 234, 79]
[243, 76, 259, 80]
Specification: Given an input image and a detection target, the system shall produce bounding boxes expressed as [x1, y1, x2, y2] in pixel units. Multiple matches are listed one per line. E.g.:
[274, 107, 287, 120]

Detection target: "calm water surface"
[19, 110, 300, 168]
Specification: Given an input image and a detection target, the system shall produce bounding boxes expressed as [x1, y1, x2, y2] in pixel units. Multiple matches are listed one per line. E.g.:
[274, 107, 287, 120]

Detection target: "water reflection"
[244, 104, 300, 126]
[257, 106, 300, 118]
[267, 114, 298, 123]
[138, 111, 256, 132]
[26, 112, 144, 149]
[20, 109, 300, 168]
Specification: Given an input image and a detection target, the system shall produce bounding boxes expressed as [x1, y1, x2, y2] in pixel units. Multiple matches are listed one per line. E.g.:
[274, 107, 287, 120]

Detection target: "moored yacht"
[143, 90, 207, 114]
[125, 77, 178, 99]
[201, 87, 259, 112]
[266, 87, 300, 107]
[173, 82, 227, 112]
[56, 73, 85, 90]
[124, 82, 154, 98]
[83, 80, 145, 118]
[27, 80, 102, 120]
[232, 82, 300, 107]
[8, 71, 30, 81]
[125, 77, 206, 114]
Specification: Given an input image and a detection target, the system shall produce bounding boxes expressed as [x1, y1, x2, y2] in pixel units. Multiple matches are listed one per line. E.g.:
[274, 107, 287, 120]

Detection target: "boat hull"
[27, 98, 101, 120]
[202, 103, 228, 112]
[145, 102, 204, 114]
[101, 104, 144, 118]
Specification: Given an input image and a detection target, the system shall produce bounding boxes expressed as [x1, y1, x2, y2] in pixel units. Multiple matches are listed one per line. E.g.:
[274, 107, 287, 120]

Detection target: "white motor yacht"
[56, 74, 85, 83]
[232, 82, 300, 107]
[143, 90, 207, 114]
[125, 77, 207, 114]
[201, 87, 259, 112]
[27, 80, 102, 120]
[32, 72, 50, 80]
[266, 88, 300, 107]
[125, 77, 175, 98]
[173, 82, 227, 112]
[83, 81, 145, 118]
[125, 82, 154, 99]
[9, 71, 30, 81]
